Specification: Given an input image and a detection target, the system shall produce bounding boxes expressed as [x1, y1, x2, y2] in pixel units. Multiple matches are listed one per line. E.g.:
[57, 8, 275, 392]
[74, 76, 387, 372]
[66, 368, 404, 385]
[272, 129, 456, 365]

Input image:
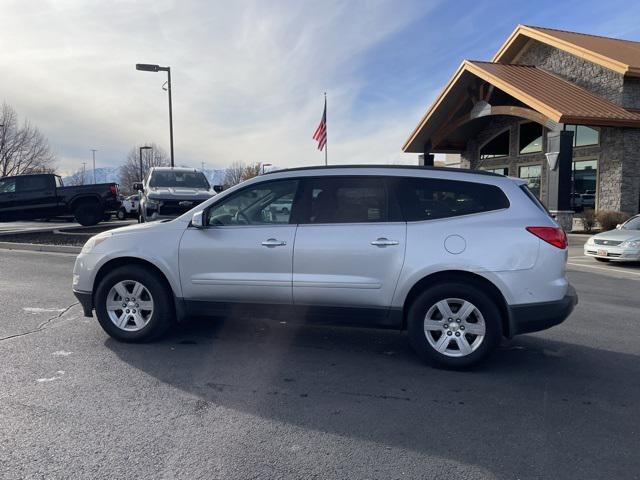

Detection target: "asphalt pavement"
[0, 247, 639, 479]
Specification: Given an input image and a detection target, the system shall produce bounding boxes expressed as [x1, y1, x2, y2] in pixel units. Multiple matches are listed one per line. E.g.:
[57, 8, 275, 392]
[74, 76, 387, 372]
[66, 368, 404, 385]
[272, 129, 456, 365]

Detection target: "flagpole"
[324, 92, 328, 166]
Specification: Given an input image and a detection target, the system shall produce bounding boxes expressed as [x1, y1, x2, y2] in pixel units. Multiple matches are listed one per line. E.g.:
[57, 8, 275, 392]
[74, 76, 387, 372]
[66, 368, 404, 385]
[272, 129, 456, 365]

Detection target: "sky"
[2, 0, 640, 176]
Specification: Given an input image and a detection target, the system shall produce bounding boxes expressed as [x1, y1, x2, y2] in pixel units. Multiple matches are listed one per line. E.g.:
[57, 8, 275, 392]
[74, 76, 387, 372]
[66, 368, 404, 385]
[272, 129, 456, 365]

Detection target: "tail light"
[526, 226, 567, 249]
[110, 185, 118, 196]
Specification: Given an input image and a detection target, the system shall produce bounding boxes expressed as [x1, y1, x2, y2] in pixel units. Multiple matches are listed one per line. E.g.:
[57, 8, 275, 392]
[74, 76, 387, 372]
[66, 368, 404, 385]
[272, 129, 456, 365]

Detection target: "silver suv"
[73, 166, 577, 367]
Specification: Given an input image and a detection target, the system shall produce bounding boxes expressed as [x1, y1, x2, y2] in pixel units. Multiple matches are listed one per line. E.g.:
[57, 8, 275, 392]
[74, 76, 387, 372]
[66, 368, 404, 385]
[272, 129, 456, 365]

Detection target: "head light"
[586, 236, 595, 245]
[81, 232, 112, 254]
[620, 239, 640, 248]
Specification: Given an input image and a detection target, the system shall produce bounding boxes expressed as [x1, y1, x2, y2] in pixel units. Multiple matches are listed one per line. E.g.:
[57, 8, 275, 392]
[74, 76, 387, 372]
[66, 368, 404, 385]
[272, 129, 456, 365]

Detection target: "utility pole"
[201, 161, 205, 171]
[82, 162, 86, 185]
[90, 149, 98, 184]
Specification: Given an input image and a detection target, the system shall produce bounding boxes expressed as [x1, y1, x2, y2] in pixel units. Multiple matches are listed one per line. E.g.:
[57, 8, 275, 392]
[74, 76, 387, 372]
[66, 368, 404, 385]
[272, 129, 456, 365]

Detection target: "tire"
[74, 202, 103, 226]
[281, 207, 289, 215]
[94, 265, 174, 342]
[103, 212, 112, 222]
[116, 208, 127, 220]
[407, 282, 502, 368]
[595, 258, 610, 262]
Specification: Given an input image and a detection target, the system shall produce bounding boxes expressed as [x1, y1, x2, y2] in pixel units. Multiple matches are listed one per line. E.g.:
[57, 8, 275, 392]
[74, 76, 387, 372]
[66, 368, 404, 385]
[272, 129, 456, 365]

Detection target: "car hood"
[593, 228, 640, 241]
[147, 187, 215, 199]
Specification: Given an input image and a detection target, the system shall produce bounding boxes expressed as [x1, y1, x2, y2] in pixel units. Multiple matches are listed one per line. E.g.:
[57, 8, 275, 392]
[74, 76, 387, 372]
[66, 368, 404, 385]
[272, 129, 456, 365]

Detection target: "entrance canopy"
[403, 60, 640, 153]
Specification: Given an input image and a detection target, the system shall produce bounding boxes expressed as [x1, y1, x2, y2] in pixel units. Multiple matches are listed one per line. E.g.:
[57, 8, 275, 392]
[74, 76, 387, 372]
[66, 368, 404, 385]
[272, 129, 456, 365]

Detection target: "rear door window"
[298, 177, 390, 224]
[394, 177, 509, 221]
[16, 176, 49, 192]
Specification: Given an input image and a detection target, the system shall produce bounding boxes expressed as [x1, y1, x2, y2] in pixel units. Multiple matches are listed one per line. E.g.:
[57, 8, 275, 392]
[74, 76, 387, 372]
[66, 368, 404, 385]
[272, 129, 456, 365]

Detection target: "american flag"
[313, 98, 327, 151]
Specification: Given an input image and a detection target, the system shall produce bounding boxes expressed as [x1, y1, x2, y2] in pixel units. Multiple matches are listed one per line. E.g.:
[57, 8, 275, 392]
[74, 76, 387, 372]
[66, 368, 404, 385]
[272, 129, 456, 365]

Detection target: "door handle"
[371, 238, 399, 247]
[261, 238, 287, 247]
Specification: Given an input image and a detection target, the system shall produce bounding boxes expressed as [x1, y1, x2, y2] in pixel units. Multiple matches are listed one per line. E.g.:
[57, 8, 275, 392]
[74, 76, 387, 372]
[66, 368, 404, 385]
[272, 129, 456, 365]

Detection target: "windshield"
[149, 171, 210, 189]
[622, 215, 640, 230]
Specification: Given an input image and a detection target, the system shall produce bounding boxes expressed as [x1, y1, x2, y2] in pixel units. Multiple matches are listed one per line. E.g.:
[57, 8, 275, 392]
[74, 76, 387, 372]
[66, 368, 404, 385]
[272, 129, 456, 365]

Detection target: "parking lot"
[0, 237, 639, 480]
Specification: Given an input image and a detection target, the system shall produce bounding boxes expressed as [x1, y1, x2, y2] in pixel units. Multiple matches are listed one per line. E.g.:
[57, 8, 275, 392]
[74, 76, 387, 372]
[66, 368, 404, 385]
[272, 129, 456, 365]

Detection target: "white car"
[116, 195, 139, 220]
[73, 166, 577, 368]
[584, 214, 640, 262]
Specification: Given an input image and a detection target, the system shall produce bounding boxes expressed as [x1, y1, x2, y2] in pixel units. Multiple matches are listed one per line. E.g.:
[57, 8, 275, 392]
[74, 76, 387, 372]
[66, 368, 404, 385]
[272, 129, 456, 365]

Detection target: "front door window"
[206, 180, 298, 226]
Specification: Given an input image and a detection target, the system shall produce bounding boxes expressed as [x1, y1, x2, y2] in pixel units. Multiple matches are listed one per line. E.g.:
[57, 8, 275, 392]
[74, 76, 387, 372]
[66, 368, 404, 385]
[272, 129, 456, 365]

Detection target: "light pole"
[139, 146, 152, 181]
[82, 162, 86, 185]
[135, 63, 175, 167]
[90, 149, 98, 183]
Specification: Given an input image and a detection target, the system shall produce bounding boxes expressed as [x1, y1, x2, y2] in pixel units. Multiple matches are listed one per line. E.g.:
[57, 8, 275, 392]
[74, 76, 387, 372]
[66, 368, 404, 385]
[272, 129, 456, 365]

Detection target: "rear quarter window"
[395, 177, 510, 221]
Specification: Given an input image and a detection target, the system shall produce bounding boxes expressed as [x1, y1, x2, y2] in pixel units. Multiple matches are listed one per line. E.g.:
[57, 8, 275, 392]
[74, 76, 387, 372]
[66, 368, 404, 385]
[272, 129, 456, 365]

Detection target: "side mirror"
[191, 210, 205, 229]
[213, 185, 224, 193]
[133, 182, 143, 191]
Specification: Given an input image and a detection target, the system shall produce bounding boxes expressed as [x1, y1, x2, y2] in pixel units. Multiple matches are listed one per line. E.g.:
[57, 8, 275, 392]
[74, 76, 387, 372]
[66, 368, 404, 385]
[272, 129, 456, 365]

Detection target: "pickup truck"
[0, 173, 121, 226]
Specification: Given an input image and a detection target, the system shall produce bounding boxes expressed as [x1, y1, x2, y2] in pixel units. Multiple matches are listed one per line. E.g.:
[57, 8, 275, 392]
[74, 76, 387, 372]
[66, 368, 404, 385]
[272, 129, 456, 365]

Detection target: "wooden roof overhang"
[403, 60, 640, 153]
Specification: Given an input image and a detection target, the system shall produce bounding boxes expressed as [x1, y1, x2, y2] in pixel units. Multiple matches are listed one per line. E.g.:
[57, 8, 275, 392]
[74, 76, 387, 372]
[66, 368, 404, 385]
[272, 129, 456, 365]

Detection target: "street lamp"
[135, 63, 174, 167]
[139, 145, 152, 181]
[90, 149, 98, 184]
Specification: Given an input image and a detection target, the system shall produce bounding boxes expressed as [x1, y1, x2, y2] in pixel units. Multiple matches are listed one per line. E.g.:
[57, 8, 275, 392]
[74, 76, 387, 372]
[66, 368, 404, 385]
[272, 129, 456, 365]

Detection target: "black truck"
[0, 174, 121, 226]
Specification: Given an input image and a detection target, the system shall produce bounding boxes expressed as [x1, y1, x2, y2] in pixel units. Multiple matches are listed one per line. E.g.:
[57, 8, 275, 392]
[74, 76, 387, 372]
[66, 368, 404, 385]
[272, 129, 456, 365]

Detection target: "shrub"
[596, 210, 630, 232]
[581, 209, 596, 233]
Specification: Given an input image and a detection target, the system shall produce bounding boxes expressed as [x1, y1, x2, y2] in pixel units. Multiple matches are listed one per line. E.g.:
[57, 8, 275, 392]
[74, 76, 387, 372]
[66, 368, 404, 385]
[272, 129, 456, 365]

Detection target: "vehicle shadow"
[105, 315, 639, 479]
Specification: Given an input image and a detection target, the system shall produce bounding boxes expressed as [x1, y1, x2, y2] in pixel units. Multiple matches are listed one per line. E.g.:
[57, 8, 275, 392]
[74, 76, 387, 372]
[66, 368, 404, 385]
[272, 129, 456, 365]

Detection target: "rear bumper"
[507, 285, 578, 336]
[73, 289, 93, 317]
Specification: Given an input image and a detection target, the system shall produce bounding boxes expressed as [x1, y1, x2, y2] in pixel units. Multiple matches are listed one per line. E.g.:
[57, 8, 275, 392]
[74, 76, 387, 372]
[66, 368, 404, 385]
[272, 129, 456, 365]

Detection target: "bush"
[581, 209, 596, 233]
[596, 210, 630, 232]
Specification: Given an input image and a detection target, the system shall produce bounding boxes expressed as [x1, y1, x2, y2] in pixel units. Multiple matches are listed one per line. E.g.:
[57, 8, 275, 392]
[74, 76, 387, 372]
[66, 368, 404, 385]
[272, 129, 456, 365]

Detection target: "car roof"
[264, 164, 503, 177]
[257, 164, 526, 187]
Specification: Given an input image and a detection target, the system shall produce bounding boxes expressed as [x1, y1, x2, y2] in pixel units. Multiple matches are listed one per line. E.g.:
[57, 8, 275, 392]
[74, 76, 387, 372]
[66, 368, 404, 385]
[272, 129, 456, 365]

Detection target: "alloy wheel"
[106, 280, 154, 332]
[423, 298, 486, 357]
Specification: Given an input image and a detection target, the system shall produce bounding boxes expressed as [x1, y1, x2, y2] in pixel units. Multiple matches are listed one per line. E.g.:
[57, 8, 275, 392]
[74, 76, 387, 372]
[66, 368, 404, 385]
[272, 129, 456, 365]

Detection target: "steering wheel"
[233, 210, 250, 225]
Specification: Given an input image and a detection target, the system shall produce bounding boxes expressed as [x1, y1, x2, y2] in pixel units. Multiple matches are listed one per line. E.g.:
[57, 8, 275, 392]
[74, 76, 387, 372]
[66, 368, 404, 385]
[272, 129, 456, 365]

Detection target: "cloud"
[0, 0, 437, 174]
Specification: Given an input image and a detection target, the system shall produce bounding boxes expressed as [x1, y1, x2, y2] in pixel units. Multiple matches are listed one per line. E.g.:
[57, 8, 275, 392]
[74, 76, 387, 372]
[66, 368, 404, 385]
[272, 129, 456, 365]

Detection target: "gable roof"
[493, 25, 640, 76]
[402, 60, 640, 152]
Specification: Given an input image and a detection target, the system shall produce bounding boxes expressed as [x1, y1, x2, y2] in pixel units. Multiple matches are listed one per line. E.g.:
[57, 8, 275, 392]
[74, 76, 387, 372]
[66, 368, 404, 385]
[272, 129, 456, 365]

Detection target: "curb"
[0, 220, 134, 237]
[0, 241, 81, 254]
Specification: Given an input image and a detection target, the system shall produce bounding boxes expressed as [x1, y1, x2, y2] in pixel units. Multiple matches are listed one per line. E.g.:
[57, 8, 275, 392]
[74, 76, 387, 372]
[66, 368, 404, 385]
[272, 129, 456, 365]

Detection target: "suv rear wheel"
[74, 202, 103, 226]
[408, 282, 501, 368]
[95, 265, 174, 342]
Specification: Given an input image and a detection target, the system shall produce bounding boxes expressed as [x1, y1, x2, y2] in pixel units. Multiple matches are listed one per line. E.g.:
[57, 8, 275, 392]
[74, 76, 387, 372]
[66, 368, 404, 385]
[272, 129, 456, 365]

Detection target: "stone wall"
[517, 40, 625, 106]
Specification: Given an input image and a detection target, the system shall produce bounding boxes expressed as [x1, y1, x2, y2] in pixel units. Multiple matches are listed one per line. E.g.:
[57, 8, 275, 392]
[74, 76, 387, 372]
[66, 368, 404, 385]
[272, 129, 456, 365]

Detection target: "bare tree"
[65, 168, 87, 186]
[223, 161, 246, 188]
[241, 162, 261, 181]
[0, 102, 56, 177]
[118, 143, 169, 194]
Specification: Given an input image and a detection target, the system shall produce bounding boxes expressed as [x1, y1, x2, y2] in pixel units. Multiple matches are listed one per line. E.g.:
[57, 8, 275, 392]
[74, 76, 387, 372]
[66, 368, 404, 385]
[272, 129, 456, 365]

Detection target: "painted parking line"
[567, 261, 640, 278]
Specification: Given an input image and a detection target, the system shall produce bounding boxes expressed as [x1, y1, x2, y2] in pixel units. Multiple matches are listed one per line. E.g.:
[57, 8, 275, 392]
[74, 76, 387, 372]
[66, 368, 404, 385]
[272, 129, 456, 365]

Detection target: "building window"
[480, 130, 509, 159]
[571, 159, 598, 212]
[483, 166, 509, 175]
[519, 164, 542, 198]
[519, 122, 543, 154]
[565, 125, 599, 147]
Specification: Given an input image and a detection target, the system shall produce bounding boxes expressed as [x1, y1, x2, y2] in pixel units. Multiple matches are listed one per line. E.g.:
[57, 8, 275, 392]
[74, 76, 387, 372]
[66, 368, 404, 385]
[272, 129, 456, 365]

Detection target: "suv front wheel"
[95, 265, 174, 342]
[408, 282, 502, 368]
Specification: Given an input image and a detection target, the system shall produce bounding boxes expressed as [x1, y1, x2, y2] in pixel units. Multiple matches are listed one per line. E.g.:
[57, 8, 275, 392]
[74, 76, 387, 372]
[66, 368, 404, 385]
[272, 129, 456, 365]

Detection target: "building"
[403, 25, 640, 225]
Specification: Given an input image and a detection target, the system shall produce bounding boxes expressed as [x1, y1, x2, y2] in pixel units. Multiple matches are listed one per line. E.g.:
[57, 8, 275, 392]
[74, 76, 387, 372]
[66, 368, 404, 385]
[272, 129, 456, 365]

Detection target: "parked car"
[117, 195, 139, 220]
[135, 167, 216, 222]
[584, 214, 640, 262]
[73, 166, 577, 368]
[0, 173, 120, 226]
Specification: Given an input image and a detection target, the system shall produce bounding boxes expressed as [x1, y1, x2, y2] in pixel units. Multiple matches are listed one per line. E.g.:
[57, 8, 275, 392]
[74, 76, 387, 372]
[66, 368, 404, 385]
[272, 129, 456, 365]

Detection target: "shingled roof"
[493, 25, 640, 76]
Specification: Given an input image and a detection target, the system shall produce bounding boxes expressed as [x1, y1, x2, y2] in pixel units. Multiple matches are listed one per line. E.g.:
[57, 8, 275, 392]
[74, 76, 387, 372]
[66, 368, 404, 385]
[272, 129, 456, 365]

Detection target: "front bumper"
[507, 285, 578, 336]
[73, 289, 94, 317]
[584, 245, 640, 261]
